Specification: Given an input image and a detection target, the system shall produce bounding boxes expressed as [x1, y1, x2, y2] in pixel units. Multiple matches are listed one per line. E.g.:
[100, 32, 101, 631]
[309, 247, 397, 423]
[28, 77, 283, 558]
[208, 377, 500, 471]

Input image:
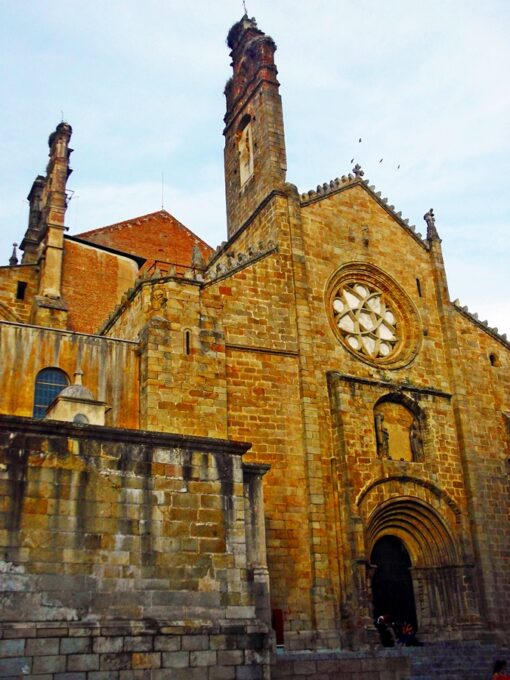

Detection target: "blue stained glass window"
[33, 368, 69, 419]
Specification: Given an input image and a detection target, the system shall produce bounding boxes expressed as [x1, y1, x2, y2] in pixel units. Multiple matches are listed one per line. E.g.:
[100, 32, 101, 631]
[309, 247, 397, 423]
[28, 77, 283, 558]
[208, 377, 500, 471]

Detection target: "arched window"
[33, 368, 69, 419]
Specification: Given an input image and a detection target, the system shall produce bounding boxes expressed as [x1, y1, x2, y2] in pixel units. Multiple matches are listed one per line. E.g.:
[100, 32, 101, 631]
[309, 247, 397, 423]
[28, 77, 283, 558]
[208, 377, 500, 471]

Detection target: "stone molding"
[0, 414, 251, 456]
[327, 371, 452, 400]
[452, 298, 509, 348]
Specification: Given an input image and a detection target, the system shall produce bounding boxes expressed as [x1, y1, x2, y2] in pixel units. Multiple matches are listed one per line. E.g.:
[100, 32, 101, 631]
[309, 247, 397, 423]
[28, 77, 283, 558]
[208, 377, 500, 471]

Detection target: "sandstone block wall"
[0, 416, 271, 677]
[0, 263, 38, 324]
[0, 622, 269, 679]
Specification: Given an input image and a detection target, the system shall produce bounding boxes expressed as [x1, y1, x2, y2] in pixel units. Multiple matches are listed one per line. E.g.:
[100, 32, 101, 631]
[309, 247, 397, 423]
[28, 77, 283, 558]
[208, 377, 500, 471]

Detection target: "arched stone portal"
[371, 535, 417, 630]
[361, 494, 480, 638]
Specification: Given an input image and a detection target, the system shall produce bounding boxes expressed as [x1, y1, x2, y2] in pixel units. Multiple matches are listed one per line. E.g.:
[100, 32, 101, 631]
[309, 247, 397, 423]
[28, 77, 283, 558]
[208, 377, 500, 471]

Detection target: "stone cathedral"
[0, 14, 508, 680]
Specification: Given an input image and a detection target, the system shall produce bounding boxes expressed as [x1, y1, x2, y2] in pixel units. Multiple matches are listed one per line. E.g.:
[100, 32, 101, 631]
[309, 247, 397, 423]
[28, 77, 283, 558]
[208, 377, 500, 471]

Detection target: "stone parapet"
[0, 416, 271, 677]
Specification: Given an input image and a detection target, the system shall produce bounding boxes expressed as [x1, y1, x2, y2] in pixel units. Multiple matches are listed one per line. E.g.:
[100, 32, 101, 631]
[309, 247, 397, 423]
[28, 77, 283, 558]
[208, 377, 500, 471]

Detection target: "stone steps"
[273, 641, 510, 680]
[405, 641, 509, 679]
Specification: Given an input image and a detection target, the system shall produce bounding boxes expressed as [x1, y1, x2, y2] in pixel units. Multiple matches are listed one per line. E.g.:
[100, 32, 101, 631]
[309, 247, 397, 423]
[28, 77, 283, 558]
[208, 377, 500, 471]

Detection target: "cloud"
[0, 0, 508, 335]
[66, 179, 227, 248]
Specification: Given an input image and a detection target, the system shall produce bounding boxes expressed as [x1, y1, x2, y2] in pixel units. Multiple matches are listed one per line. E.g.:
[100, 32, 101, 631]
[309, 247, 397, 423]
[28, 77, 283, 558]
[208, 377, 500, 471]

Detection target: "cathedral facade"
[0, 14, 509, 678]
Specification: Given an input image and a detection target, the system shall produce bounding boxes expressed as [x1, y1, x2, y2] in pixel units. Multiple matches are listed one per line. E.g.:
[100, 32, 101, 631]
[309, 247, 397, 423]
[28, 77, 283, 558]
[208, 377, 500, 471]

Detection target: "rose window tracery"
[332, 283, 400, 360]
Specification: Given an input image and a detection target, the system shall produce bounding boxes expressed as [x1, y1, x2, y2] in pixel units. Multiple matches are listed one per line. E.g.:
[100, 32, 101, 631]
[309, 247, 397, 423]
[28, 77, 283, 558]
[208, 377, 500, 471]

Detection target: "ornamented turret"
[20, 123, 73, 269]
[9, 243, 18, 267]
[20, 175, 46, 264]
[36, 122, 73, 301]
[223, 15, 287, 238]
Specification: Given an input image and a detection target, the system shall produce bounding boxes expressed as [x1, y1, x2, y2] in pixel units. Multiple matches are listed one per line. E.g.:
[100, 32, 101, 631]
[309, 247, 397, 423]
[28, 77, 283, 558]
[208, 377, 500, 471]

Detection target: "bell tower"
[223, 16, 287, 239]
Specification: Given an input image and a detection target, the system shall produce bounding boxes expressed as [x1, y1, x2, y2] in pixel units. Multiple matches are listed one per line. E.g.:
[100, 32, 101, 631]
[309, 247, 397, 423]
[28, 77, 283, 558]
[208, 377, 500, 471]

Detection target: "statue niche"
[374, 399, 423, 462]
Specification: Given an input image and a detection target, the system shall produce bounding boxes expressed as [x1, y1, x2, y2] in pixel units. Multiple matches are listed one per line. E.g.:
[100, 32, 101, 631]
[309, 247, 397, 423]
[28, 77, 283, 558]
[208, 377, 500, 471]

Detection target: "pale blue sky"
[1, 0, 509, 334]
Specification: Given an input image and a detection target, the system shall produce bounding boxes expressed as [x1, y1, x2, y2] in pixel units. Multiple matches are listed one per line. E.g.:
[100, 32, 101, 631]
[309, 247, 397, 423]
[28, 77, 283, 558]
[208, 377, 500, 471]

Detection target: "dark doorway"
[371, 535, 417, 630]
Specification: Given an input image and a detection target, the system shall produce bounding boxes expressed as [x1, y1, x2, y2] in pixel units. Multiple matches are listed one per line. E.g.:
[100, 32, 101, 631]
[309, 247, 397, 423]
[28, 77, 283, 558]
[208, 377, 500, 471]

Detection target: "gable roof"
[299, 172, 429, 251]
[76, 209, 214, 268]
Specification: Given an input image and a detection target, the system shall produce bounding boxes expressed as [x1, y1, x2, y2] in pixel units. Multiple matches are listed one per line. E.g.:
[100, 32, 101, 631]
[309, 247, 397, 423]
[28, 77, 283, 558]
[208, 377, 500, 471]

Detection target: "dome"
[58, 384, 95, 401]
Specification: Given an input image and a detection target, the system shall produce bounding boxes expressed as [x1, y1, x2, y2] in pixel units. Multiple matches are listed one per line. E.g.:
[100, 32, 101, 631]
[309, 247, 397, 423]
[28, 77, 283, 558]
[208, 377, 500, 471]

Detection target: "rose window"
[332, 283, 399, 360]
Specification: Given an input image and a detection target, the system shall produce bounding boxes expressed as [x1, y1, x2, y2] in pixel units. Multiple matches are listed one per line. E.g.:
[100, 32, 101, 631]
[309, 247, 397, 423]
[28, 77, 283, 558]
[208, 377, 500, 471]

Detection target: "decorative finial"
[9, 243, 18, 266]
[353, 163, 364, 178]
[191, 244, 206, 270]
[242, 0, 248, 15]
[73, 356, 84, 386]
[424, 208, 440, 241]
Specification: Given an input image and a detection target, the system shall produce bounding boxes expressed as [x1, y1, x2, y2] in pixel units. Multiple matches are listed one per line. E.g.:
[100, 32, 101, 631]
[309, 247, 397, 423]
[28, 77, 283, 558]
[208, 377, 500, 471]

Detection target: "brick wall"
[77, 210, 213, 272]
[61, 239, 139, 334]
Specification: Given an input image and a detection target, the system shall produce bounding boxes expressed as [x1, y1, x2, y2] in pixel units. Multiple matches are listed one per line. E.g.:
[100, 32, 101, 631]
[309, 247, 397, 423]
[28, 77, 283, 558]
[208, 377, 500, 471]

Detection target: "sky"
[1, 0, 509, 335]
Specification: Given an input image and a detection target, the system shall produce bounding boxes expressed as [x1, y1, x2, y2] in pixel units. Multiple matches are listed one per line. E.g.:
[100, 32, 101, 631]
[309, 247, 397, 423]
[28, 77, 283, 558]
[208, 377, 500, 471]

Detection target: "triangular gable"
[299, 173, 429, 251]
[76, 209, 214, 269]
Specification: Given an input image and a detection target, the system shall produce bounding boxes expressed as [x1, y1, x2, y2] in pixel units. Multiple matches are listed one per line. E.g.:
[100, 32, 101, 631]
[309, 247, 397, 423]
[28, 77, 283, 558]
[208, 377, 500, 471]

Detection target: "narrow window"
[416, 278, 422, 297]
[238, 114, 254, 186]
[184, 330, 191, 356]
[16, 281, 27, 300]
[33, 368, 69, 419]
[489, 353, 499, 367]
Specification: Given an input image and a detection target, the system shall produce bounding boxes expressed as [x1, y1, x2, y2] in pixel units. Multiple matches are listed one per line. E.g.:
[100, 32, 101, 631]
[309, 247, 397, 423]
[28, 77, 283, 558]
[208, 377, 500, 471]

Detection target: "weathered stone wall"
[0, 416, 271, 678]
[451, 309, 510, 633]
[0, 322, 139, 428]
[0, 621, 269, 679]
[0, 263, 38, 324]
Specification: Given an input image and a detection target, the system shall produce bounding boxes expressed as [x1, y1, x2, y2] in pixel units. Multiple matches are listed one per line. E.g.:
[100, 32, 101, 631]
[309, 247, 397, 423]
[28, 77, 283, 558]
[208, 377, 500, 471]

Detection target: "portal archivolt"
[364, 496, 478, 635]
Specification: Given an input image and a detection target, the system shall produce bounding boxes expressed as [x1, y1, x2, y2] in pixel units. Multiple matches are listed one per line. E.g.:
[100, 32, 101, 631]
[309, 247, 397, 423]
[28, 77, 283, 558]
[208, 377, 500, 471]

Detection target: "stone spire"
[20, 175, 46, 264]
[9, 243, 18, 266]
[35, 122, 73, 304]
[223, 15, 287, 238]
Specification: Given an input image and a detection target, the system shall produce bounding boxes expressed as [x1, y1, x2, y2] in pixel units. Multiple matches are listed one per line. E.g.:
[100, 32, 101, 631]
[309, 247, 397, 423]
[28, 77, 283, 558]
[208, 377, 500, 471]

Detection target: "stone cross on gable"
[353, 164, 364, 178]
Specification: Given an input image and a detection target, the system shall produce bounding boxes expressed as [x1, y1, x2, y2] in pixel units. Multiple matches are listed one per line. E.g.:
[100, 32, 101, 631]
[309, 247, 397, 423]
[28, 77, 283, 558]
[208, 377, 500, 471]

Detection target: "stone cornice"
[328, 371, 452, 400]
[452, 299, 509, 349]
[0, 320, 138, 345]
[0, 414, 252, 457]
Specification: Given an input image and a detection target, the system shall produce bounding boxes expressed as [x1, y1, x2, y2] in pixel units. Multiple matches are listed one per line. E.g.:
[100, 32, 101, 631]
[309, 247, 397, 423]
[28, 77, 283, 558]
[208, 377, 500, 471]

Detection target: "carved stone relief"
[374, 401, 423, 462]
